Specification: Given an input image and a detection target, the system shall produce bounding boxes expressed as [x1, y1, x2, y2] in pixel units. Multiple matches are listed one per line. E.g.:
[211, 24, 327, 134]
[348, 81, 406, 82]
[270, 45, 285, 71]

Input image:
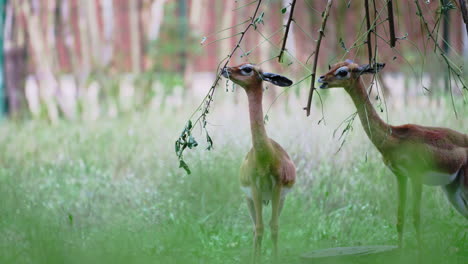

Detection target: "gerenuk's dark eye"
[337, 70, 348, 77]
[242, 67, 252, 73]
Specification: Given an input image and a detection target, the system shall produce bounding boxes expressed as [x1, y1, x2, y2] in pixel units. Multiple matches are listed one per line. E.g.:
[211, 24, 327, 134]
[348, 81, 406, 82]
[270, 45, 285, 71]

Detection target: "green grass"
[0, 94, 467, 264]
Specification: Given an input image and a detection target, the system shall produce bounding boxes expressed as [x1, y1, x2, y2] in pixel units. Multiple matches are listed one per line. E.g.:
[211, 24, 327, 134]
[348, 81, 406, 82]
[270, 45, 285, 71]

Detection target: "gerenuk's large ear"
[357, 62, 386, 75]
[261, 72, 293, 87]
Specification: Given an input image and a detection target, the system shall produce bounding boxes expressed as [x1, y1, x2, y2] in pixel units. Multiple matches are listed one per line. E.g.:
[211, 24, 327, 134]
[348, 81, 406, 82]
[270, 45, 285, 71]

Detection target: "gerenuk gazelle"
[221, 64, 296, 262]
[318, 59, 467, 248]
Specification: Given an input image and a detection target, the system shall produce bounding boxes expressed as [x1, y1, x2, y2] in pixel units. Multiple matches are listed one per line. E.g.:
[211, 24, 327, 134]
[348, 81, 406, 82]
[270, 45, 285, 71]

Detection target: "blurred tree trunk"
[459, 0, 468, 35]
[177, 0, 188, 73]
[4, 1, 27, 118]
[0, 0, 7, 117]
[113, 0, 131, 71]
[55, 0, 71, 71]
[58, 0, 78, 75]
[85, 0, 102, 67]
[184, 0, 201, 90]
[68, 0, 83, 75]
[335, 0, 346, 55]
[149, 0, 166, 41]
[219, 1, 234, 58]
[21, 0, 60, 122]
[129, 0, 142, 73]
[78, 0, 91, 78]
[100, 0, 114, 68]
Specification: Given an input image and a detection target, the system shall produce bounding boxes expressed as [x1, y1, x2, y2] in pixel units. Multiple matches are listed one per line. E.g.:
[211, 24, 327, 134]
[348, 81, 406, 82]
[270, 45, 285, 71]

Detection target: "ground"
[0, 89, 466, 264]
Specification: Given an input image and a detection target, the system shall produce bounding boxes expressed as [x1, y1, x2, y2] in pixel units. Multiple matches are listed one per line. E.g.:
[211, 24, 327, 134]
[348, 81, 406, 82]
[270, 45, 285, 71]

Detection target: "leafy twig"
[305, 0, 333, 116]
[333, 112, 358, 154]
[278, 0, 297, 62]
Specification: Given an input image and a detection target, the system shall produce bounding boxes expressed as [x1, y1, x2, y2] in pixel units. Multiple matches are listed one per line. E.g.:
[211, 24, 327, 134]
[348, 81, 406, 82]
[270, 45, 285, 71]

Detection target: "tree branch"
[365, 0, 373, 64]
[459, 0, 468, 35]
[278, 0, 297, 62]
[387, 0, 396, 47]
[305, 0, 333, 116]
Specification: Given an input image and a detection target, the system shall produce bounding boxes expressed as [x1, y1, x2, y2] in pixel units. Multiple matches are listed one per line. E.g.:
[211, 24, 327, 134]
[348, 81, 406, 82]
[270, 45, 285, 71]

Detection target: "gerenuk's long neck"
[246, 85, 273, 158]
[346, 79, 392, 150]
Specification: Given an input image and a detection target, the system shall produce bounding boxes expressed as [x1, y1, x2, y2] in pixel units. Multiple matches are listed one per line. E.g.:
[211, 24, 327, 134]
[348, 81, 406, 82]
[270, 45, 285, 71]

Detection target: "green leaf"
[339, 38, 349, 52]
[186, 120, 193, 130]
[179, 160, 191, 175]
[188, 136, 198, 149]
[441, 2, 456, 12]
[281, 7, 287, 14]
[253, 12, 265, 29]
[206, 134, 213, 150]
[175, 140, 181, 154]
[240, 51, 251, 58]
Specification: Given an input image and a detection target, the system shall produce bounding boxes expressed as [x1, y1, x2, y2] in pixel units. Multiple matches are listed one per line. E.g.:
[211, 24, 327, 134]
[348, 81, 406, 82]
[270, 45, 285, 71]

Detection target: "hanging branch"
[459, 0, 468, 35]
[305, 0, 333, 117]
[175, 0, 263, 174]
[387, 0, 396, 47]
[278, 0, 297, 62]
[364, 0, 373, 64]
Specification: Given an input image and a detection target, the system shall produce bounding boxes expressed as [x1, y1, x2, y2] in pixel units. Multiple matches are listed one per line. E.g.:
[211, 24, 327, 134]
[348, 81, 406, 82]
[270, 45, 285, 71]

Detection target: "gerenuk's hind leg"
[411, 179, 423, 248]
[396, 175, 408, 248]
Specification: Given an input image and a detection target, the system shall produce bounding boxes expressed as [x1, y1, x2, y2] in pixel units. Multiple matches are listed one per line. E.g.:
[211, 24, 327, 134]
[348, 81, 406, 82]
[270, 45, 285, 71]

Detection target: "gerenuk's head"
[318, 59, 385, 89]
[221, 63, 293, 91]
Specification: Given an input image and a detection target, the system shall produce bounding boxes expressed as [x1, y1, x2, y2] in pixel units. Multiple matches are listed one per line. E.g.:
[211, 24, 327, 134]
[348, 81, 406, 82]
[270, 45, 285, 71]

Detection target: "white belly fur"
[391, 164, 459, 186]
[423, 170, 459, 186]
[241, 186, 292, 201]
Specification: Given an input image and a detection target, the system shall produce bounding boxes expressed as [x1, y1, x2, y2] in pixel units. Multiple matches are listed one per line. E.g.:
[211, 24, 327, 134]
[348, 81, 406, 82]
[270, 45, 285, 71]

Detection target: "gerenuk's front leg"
[270, 185, 282, 259]
[396, 175, 407, 248]
[251, 186, 264, 263]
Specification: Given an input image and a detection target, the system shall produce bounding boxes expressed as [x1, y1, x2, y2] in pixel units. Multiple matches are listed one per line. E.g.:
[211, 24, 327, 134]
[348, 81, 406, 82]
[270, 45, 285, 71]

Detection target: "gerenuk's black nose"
[220, 67, 230, 78]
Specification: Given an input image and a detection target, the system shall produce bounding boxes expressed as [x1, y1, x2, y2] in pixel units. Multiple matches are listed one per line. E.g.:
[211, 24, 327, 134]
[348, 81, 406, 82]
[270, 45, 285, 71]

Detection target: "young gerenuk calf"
[221, 63, 296, 262]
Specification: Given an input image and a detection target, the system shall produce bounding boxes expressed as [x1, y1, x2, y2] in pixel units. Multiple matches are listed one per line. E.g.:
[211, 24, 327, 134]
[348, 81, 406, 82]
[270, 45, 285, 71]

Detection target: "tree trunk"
[21, 0, 59, 122]
[4, 1, 28, 118]
[459, 0, 468, 35]
[129, 0, 142, 73]
[0, 0, 7, 117]
[177, 0, 188, 73]
[5, 49, 28, 118]
[113, 0, 131, 71]
[85, 0, 102, 66]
